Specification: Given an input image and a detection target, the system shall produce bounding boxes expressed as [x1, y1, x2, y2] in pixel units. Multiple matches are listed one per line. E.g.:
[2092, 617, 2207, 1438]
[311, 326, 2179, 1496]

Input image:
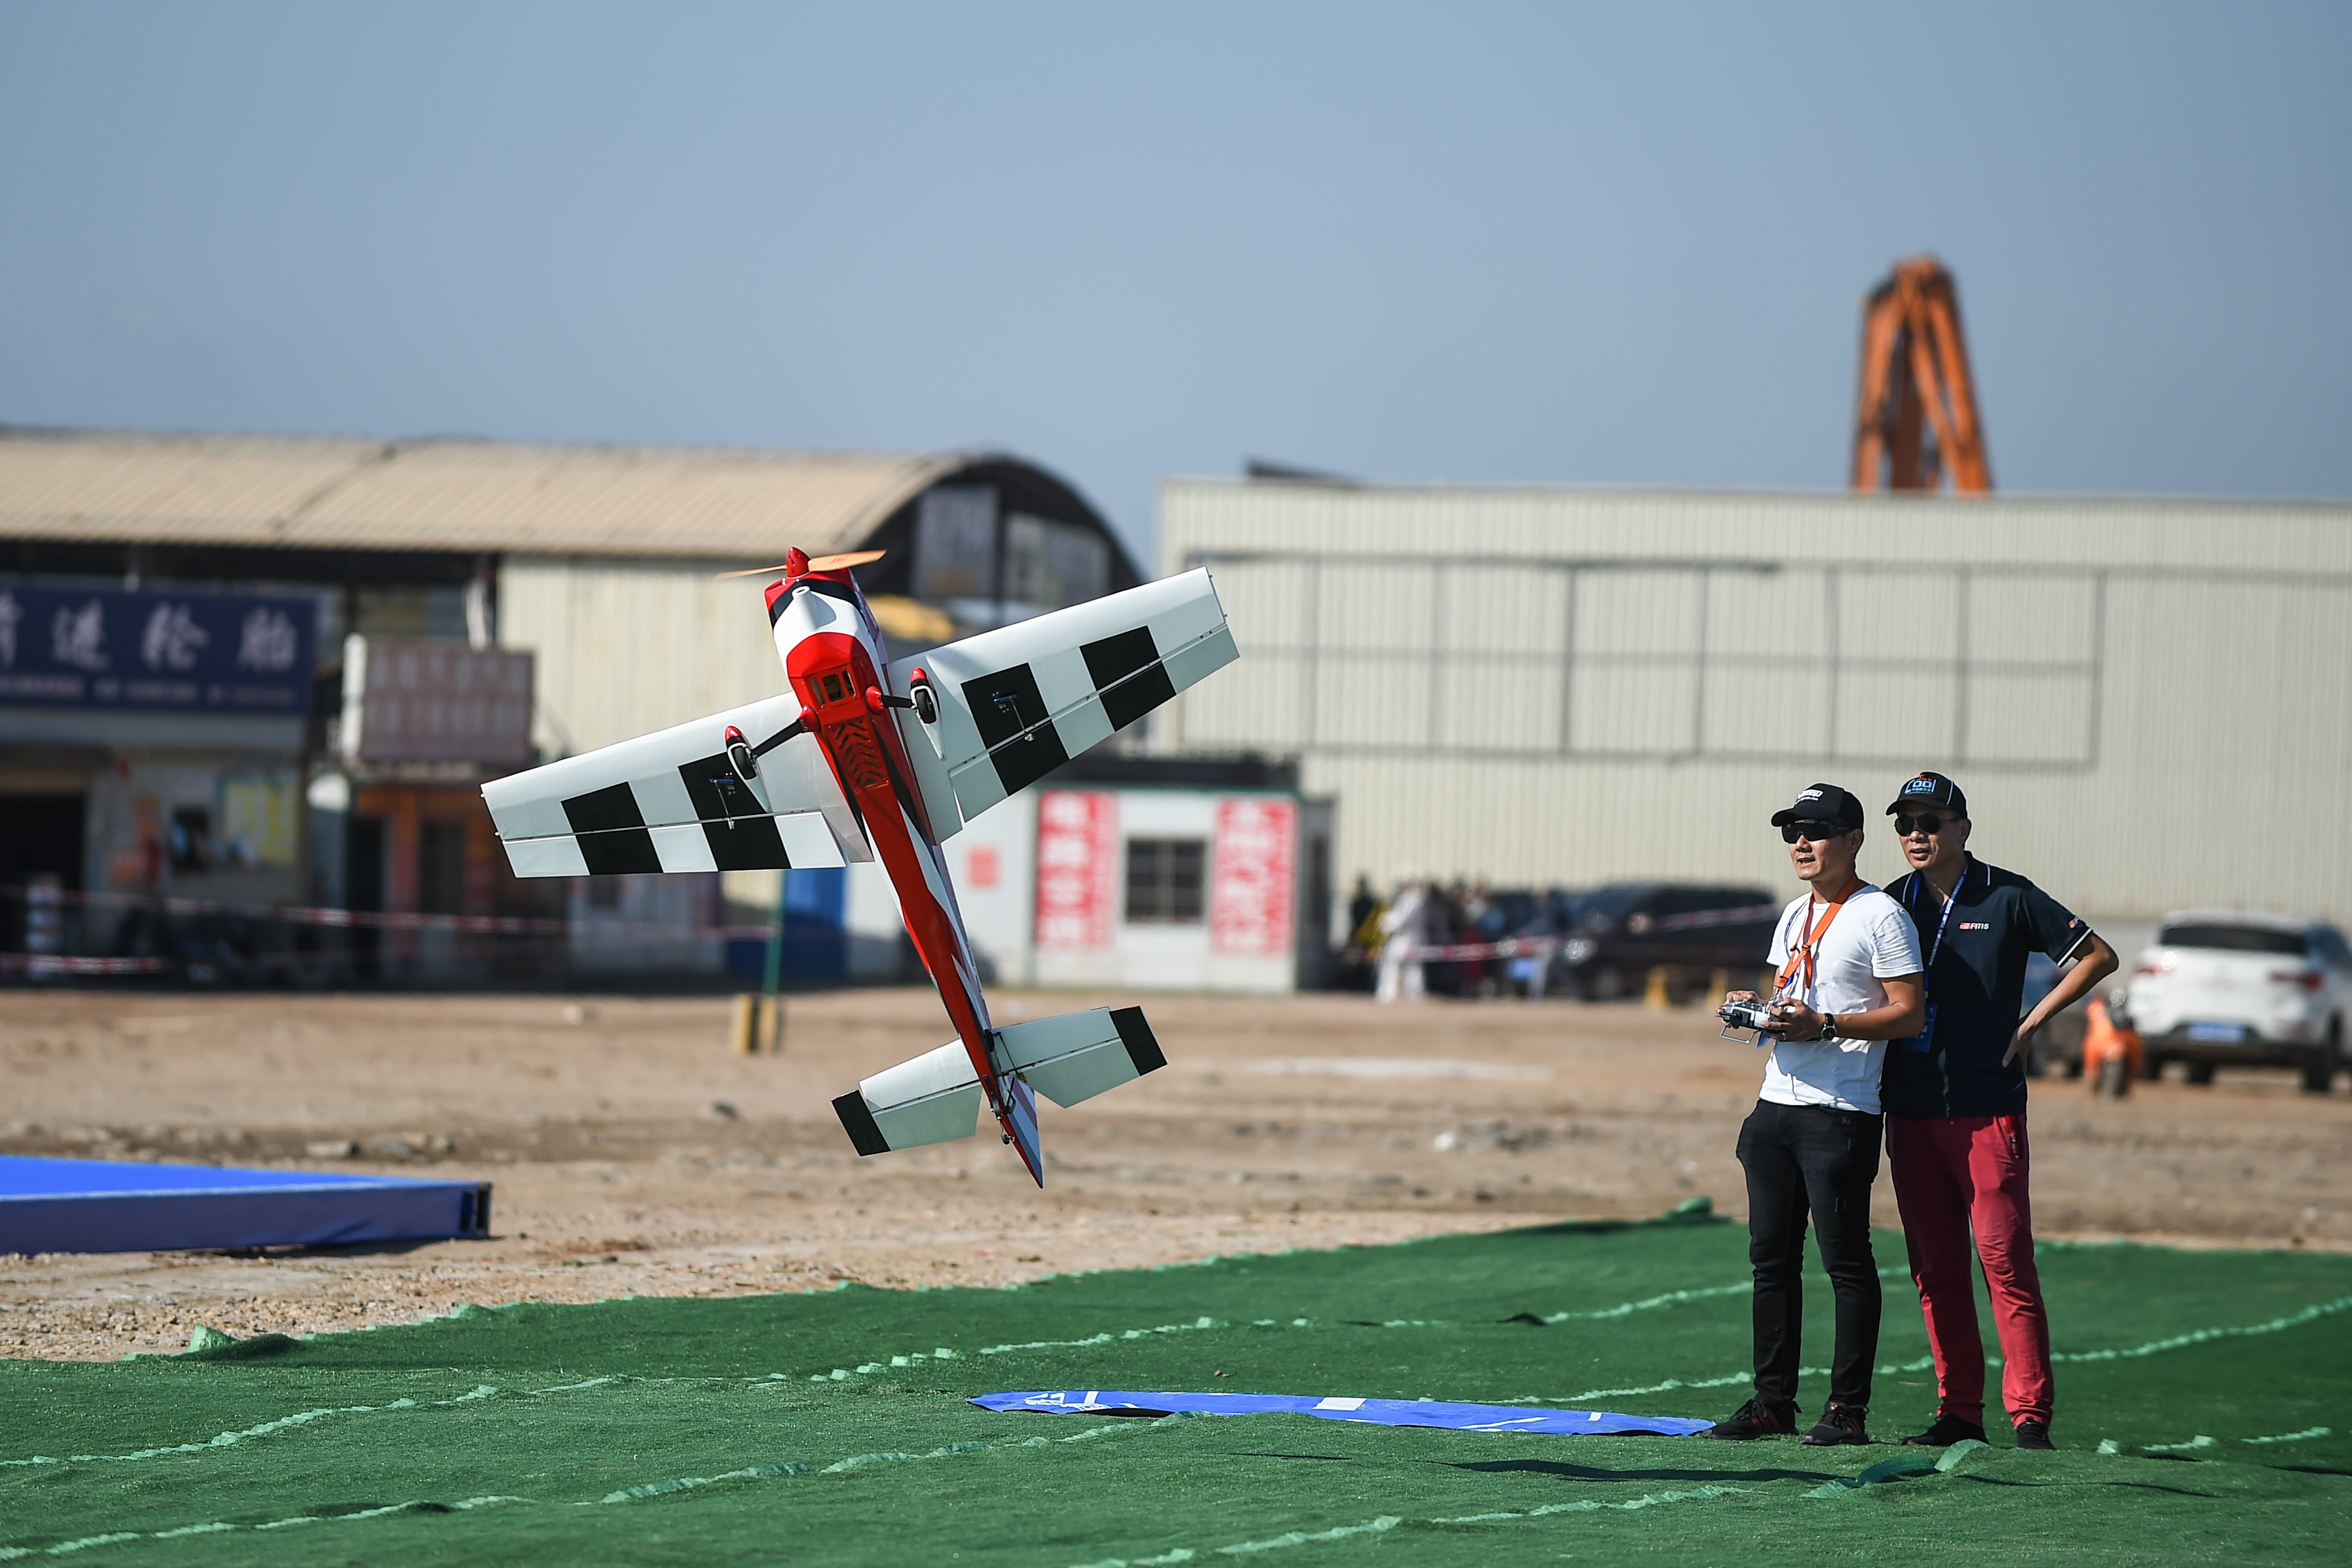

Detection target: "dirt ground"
[3, 987, 2347, 1363]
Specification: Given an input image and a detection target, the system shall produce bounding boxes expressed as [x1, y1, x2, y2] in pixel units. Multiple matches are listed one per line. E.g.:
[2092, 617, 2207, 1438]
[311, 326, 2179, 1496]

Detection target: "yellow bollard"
[1710, 968, 1734, 1006]
[732, 994, 787, 1054]
[1644, 965, 1673, 1010]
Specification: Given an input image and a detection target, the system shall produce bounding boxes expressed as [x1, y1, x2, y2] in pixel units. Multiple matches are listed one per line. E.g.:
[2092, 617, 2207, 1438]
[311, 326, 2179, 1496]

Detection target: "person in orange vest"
[2080, 990, 2143, 1097]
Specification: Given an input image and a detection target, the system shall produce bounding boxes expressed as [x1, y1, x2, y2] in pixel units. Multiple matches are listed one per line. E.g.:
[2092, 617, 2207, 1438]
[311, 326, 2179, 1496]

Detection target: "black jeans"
[1736, 1098, 1883, 1410]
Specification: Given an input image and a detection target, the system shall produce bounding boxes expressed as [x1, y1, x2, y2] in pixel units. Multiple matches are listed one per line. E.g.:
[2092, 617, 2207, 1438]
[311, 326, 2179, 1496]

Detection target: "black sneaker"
[2015, 1419, 2054, 1450]
[1902, 1412, 1990, 1447]
[1700, 1396, 1798, 1439]
[1802, 1401, 1871, 1446]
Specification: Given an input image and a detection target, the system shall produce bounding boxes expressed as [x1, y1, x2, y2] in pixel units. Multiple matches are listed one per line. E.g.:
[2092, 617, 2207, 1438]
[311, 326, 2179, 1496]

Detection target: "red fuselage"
[764, 565, 1039, 1181]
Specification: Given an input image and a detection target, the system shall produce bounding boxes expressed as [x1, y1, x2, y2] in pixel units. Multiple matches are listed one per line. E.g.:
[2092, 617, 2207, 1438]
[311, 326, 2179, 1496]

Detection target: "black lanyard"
[1905, 861, 1969, 996]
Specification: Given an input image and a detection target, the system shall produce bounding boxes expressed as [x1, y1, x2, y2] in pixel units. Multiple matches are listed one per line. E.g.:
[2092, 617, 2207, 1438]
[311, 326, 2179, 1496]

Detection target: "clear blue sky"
[3, 3, 2345, 562]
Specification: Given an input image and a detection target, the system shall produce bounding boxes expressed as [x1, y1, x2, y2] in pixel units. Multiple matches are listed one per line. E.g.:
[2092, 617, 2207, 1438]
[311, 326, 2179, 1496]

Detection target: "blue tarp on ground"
[0, 1155, 491, 1254]
[973, 1389, 1711, 1436]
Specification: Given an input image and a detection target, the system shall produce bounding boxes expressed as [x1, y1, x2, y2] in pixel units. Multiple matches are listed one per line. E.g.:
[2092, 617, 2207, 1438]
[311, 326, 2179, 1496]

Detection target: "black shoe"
[1801, 1401, 1871, 1446]
[1699, 1396, 1798, 1440]
[1902, 1412, 1990, 1447]
[2015, 1419, 2054, 1451]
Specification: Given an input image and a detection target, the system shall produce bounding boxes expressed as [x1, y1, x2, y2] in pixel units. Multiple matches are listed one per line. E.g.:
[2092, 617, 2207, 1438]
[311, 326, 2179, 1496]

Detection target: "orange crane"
[1851, 255, 1992, 494]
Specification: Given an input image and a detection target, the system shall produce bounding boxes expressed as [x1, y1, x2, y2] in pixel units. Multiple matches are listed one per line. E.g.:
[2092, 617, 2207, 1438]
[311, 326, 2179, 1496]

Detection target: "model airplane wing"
[480, 692, 872, 877]
[887, 567, 1236, 826]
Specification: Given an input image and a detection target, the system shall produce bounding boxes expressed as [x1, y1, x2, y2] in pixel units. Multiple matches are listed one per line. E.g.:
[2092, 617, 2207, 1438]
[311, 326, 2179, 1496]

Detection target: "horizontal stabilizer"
[829, 1007, 1167, 1163]
[834, 1041, 981, 1156]
[995, 1006, 1165, 1110]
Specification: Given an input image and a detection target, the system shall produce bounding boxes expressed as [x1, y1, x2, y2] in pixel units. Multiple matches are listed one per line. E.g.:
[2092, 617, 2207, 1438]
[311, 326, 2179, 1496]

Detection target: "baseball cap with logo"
[1769, 783, 1865, 832]
[1886, 771, 1969, 817]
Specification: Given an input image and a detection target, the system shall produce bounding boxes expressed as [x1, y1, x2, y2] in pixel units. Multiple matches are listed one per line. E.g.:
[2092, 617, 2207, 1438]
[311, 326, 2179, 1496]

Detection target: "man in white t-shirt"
[1701, 783, 1924, 1447]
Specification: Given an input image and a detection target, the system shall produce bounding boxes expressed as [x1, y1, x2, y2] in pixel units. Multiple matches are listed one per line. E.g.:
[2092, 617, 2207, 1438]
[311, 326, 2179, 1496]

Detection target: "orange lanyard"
[1775, 877, 1865, 1000]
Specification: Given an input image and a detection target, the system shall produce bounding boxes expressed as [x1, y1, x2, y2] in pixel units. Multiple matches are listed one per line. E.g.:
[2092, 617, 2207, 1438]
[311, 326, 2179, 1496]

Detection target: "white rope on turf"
[0, 1385, 498, 1470]
[1067, 1485, 1750, 1567]
[2242, 1426, 2330, 1445]
[2047, 1293, 2352, 1363]
[1521, 1291, 2352, 1406]
[801, 1318, 1228, 1381]
[2116, 1425, 2332, 1456]
[0, 1417, 1212, 1556]
[794, 1267, 1927, 1378]
[1505, 1355, 1939, 1407]
[0, 1499, 530, 1560]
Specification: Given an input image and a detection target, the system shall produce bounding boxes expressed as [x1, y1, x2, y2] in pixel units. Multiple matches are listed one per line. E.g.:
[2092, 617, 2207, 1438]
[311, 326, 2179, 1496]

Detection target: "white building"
[835, 754, 1330, 995]
[1156, 479, 2352, 926]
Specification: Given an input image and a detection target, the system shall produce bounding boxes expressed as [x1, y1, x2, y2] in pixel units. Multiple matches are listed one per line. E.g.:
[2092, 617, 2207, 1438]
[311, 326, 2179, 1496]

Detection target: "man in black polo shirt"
[1879, 772, 2117, 1451]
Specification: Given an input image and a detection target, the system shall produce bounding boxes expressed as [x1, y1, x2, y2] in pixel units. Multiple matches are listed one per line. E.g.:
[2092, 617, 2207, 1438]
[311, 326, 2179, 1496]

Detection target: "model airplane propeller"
[481, 543, 1238, 1185]
[714, 548, 887, 579]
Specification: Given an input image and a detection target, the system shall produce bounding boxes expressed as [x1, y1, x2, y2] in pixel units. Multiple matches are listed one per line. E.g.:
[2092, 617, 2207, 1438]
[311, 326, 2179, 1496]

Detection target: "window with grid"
[1124, 837, 1206, 924]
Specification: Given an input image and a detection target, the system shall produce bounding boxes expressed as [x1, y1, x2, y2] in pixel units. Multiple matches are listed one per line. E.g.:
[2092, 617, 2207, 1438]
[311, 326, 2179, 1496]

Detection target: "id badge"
[1898, 1001, 1938, 1054]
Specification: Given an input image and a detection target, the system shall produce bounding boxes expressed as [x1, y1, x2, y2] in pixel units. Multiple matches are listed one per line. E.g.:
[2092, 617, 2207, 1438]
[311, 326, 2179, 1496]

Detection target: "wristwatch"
[1820, 1014, 1840, 1041]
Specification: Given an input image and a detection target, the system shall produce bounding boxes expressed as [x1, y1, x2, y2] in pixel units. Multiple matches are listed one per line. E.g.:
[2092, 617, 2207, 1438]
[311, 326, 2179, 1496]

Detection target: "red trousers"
[1886, 1113, 2055, 1428]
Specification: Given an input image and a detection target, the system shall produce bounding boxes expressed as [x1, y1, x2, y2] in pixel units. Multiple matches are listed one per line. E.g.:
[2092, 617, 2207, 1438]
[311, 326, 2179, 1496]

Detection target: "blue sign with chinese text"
[0, 587, 316, 716]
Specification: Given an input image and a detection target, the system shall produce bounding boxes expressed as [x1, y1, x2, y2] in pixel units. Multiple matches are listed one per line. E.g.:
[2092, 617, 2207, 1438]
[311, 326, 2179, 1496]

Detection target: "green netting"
[5, 1209, 2348, 1566]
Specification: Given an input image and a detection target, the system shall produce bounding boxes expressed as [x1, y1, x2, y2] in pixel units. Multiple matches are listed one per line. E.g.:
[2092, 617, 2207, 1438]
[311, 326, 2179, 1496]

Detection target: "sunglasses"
[1894, 813, 1958, 836]
[1780, 821, 1852, 844]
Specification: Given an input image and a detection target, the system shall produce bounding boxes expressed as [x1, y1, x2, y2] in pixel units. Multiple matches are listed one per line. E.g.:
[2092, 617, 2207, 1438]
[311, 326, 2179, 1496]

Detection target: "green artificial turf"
[5, 1206, 2348, 1566]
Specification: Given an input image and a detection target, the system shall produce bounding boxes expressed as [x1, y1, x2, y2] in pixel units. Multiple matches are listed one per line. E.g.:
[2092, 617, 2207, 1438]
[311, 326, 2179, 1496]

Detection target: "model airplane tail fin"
[830, 1007, 1166, 1170]
[832, 1041, 981, 1156]
[992, 1006, 1166, 1109]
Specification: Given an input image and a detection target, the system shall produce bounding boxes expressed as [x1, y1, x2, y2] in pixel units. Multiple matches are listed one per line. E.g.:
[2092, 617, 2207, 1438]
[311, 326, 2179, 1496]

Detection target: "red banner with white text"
[1034, 790, 1117, 951]
[1210, 796, 1296, 957]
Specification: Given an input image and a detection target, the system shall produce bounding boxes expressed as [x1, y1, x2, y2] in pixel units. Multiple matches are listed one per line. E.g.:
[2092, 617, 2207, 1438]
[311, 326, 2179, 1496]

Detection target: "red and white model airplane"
[480, 547, 1236, 1185]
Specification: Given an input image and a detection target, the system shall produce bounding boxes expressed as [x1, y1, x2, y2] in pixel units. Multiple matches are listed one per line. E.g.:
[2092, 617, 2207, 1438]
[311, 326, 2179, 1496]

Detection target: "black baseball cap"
[1886, 772, 1969, 817]
[1770, 783, 1865, 832]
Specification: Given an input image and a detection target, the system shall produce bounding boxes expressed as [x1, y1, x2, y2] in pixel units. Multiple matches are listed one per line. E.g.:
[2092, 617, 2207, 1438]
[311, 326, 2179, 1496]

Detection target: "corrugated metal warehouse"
[1157, 479, 2352, 923]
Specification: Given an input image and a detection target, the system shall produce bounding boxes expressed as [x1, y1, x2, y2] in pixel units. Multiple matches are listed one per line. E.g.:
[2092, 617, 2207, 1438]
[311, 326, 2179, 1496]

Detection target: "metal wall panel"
[498, 557, 788, 759]
[1161, 481, 2352, 921]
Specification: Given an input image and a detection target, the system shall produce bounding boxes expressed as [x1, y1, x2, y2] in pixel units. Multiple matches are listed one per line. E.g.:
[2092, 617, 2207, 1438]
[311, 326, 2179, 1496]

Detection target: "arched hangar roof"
[0, 428, 1134, 581]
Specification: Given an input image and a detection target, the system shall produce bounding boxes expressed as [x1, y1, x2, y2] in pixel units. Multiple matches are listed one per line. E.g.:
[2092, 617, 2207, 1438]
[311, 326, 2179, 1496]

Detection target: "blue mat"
[973, 1389, 1712, 1436]
[0, 1155, 491, 1254]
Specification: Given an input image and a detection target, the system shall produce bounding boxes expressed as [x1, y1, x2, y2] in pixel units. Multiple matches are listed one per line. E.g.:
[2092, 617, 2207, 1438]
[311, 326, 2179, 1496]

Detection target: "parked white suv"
[2127, 911, 2351, 1092]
